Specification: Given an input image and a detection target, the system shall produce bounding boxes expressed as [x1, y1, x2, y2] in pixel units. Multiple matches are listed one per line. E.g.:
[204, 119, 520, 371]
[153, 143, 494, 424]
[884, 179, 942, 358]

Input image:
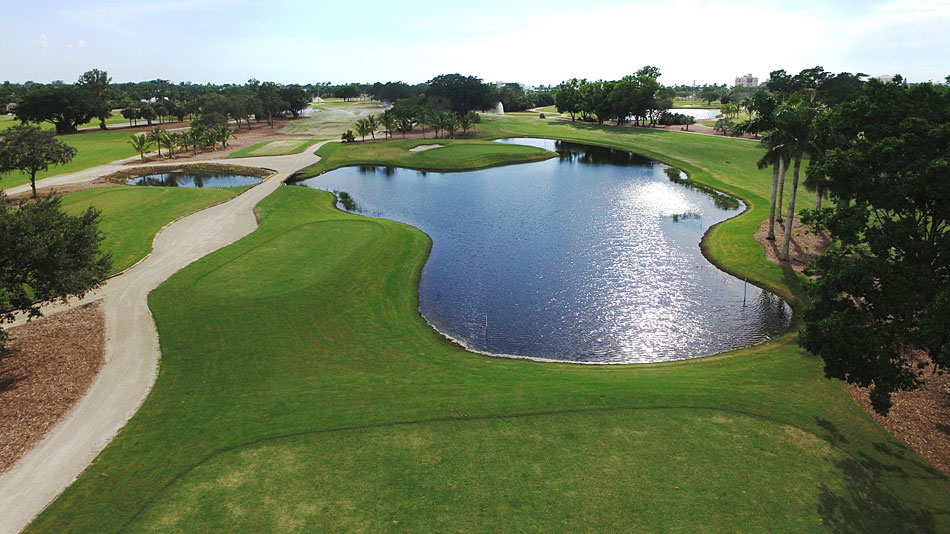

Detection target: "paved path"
[0, 146, 327, 534]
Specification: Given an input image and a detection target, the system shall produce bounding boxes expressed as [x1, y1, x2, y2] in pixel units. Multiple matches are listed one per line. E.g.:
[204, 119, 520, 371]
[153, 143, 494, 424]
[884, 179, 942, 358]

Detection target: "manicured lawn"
[0, 129, 138, 189]
[296, 138, 554, 178]
[227, 138, 319, 158]
[60, 186, 246, 275]
[673, 98, 720, 109]
[28, 118, 950, 532]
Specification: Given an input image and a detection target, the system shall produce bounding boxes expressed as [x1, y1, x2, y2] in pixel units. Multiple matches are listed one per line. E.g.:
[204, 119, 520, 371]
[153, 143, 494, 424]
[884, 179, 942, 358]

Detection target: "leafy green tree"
[0, 125, 77, 198]
[279, 85, 310, 119]
[77, 69, 112, 130]
[397, 116, 414, 138]
[0, 193, 111, 351]
[555, 78, 582, 121]
[444, 114, 459, 138]
[800, 80, 950, 415]
[14, 84, 97, 133]
[699, 86, 722, 105]
[426, 74, 495, 115]
[127, 134, 152, 161]
[459, 111, 479, 134]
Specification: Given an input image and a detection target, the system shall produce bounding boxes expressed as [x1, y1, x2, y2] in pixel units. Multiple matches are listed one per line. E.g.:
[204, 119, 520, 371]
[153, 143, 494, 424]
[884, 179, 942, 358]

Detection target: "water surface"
[298, 138, 791, 363]
[128, 171, 262, 188]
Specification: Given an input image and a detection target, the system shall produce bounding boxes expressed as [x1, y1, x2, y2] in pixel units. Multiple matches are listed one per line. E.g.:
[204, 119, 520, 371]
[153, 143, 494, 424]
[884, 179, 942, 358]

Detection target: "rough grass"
[27, 118, 950, 533]
[0, 129, 138, 189]
[295, 138, 554, 178]
[60, 186, 245, 275]
[227, 138, 319, 158]
[280, 100, 389, 138]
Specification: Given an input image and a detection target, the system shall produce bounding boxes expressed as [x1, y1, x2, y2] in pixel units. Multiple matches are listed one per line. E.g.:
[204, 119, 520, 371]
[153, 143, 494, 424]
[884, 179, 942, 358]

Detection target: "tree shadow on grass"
[815, 418, 946, 533]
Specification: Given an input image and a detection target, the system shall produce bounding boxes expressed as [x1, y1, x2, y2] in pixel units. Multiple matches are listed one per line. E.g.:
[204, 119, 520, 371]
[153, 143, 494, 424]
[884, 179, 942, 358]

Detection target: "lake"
[296, 138, 791, 363]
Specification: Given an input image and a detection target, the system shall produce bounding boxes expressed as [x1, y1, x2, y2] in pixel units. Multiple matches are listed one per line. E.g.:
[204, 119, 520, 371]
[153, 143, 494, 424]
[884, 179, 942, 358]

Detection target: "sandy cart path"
[0, 145, 328, 534]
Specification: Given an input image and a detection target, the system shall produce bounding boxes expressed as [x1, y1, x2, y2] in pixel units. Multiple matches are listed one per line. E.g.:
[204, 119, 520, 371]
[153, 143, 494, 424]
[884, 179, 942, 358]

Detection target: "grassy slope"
[60, 187, 244, 275]
[28, 117, 950, 533]
[296, 138, 554, 177]
[227, 138, 318, 158]
[0, 129, 138, 189]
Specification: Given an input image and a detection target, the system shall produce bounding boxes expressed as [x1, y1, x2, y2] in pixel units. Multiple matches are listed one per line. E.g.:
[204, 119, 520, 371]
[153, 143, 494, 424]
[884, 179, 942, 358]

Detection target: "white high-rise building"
[734, 74, 759, 88]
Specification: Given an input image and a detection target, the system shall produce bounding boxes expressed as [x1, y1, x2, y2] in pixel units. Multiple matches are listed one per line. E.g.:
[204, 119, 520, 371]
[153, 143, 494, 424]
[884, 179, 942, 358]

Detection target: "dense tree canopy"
[14, 84, 98, 133]
[425, 74, 494, 115]
[0, 193, 110, 351]
[0, 125, 77, 198]
[800, 79, 950, 414]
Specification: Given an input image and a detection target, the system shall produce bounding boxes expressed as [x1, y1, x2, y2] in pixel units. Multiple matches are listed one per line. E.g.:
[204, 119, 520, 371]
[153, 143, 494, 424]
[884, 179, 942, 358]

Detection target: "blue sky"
[3, 0, 949, 85]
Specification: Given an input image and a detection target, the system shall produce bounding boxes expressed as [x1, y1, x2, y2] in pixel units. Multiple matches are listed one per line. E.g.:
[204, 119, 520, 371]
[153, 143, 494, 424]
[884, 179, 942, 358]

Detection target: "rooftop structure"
[734, 73, 758, 88]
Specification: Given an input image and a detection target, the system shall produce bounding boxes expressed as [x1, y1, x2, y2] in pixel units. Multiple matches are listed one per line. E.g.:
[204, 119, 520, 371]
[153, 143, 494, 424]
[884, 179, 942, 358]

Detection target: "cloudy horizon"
[4, 0, 950, 86]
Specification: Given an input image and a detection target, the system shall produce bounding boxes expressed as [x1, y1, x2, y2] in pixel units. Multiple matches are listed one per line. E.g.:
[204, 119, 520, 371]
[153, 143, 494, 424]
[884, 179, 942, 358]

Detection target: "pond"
[296, 138, 791, 363]
[128, 171, 263, 188]
[665, 108, 721, 120]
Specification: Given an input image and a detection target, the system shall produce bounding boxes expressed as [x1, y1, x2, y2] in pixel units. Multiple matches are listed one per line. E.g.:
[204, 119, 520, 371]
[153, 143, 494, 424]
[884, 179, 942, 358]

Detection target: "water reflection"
[297, 138, 792, 363]
[128, 171, 262, 188]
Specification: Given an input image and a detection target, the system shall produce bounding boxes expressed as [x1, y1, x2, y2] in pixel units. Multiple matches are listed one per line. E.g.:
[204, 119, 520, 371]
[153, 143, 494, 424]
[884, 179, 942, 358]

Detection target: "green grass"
[295, 138, 554, 178]
[673, 98, 720, 109]
[59, 186, 245, 275]
[27, 117, 950, 533]
[281, 100, 388, 139]
[0, 129, 138, 189]
[0, 110, 151, 132]
[227, 138, 318, 158]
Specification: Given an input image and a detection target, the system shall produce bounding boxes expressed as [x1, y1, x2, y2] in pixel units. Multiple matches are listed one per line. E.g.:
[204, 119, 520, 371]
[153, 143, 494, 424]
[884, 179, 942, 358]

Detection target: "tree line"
[553, 66, 686, 127]
[732, 66, 950, 415]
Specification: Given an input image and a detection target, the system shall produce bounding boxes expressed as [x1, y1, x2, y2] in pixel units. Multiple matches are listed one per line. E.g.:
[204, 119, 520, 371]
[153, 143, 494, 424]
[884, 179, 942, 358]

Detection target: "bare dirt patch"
[0, 302, 105, 474]
[409, 144, 443, 152]
[753, 216, 829, 275]
[846, 369, 950, 475]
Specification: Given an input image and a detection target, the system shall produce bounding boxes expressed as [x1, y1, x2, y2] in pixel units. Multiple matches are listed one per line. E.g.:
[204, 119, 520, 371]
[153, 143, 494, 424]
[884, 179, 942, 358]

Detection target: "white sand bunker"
[409, 144, 443, 152]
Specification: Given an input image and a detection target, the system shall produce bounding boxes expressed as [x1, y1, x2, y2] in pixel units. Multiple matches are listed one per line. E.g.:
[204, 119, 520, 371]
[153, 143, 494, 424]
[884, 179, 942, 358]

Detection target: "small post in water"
[743, 278, 747, 307]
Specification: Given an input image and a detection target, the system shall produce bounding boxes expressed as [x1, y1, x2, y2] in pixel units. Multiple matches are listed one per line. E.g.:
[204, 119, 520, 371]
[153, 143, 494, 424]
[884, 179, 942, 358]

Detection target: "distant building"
[875, 74, 896, 83]
[734, 73, 758, 88]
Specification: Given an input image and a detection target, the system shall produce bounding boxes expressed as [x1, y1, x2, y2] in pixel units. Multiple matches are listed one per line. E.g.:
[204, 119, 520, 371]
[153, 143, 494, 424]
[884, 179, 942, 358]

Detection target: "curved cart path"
[0, 145, 328, 534]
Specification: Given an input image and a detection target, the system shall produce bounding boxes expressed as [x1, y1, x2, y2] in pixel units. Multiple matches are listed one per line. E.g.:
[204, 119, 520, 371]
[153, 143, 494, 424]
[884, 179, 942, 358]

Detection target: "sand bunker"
[409, 144, 443, 152]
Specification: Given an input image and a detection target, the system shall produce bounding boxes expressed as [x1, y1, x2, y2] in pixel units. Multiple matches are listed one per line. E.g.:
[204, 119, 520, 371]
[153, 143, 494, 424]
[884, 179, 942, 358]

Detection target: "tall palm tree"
[380, 110, 397, 139]
[773, 100, 820, 261]
[160, 130, 174, 157]
[397, 117, 414, 138]
[127, 134, 153, 161]
[354, 118, 372, 142]
[365, 114, 378, 140]
[148, 127, 165, 158]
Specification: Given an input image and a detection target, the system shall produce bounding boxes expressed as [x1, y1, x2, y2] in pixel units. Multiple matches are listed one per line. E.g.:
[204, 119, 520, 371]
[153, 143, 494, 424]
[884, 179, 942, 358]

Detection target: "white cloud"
[65, 39, 88, 49]
[35, 33, 50, 49]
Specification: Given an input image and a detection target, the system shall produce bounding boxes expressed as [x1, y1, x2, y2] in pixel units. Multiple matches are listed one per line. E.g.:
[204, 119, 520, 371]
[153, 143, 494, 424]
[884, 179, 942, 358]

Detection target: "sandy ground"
[0, 303, 105, 474]
[753, 215, 950, 475]
[0, 144, 328, 534]
[753, 216, 829, 275]
[409, 144, 443, 152]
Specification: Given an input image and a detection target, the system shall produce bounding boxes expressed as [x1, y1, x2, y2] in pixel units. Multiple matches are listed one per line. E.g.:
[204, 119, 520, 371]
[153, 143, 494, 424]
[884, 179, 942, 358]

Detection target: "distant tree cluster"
[553, 66, 673, 126]
[7, 70, 317, 133]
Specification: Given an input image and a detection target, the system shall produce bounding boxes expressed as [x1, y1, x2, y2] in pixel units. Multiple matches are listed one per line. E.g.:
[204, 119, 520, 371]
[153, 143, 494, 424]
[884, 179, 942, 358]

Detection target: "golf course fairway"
[26, 119, 950, 533]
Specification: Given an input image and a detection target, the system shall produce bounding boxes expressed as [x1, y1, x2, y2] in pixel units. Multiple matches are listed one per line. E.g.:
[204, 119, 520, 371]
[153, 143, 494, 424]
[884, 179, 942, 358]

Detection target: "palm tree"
[148, 126, 165, 157]
[365, 114, 378, 140]
[397, 116, 414, 138]
[773, 100, 820, 261]
[127, 134, 153, 161]
[354, 118, 372, 142]
[754, 136, 788, 241]
[459, 111, 480, 135]
[215, 125, 235, 149]
[160, 130, 174, 157]
[445, 114, 459, 138]
[380, 110, 397, 139]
